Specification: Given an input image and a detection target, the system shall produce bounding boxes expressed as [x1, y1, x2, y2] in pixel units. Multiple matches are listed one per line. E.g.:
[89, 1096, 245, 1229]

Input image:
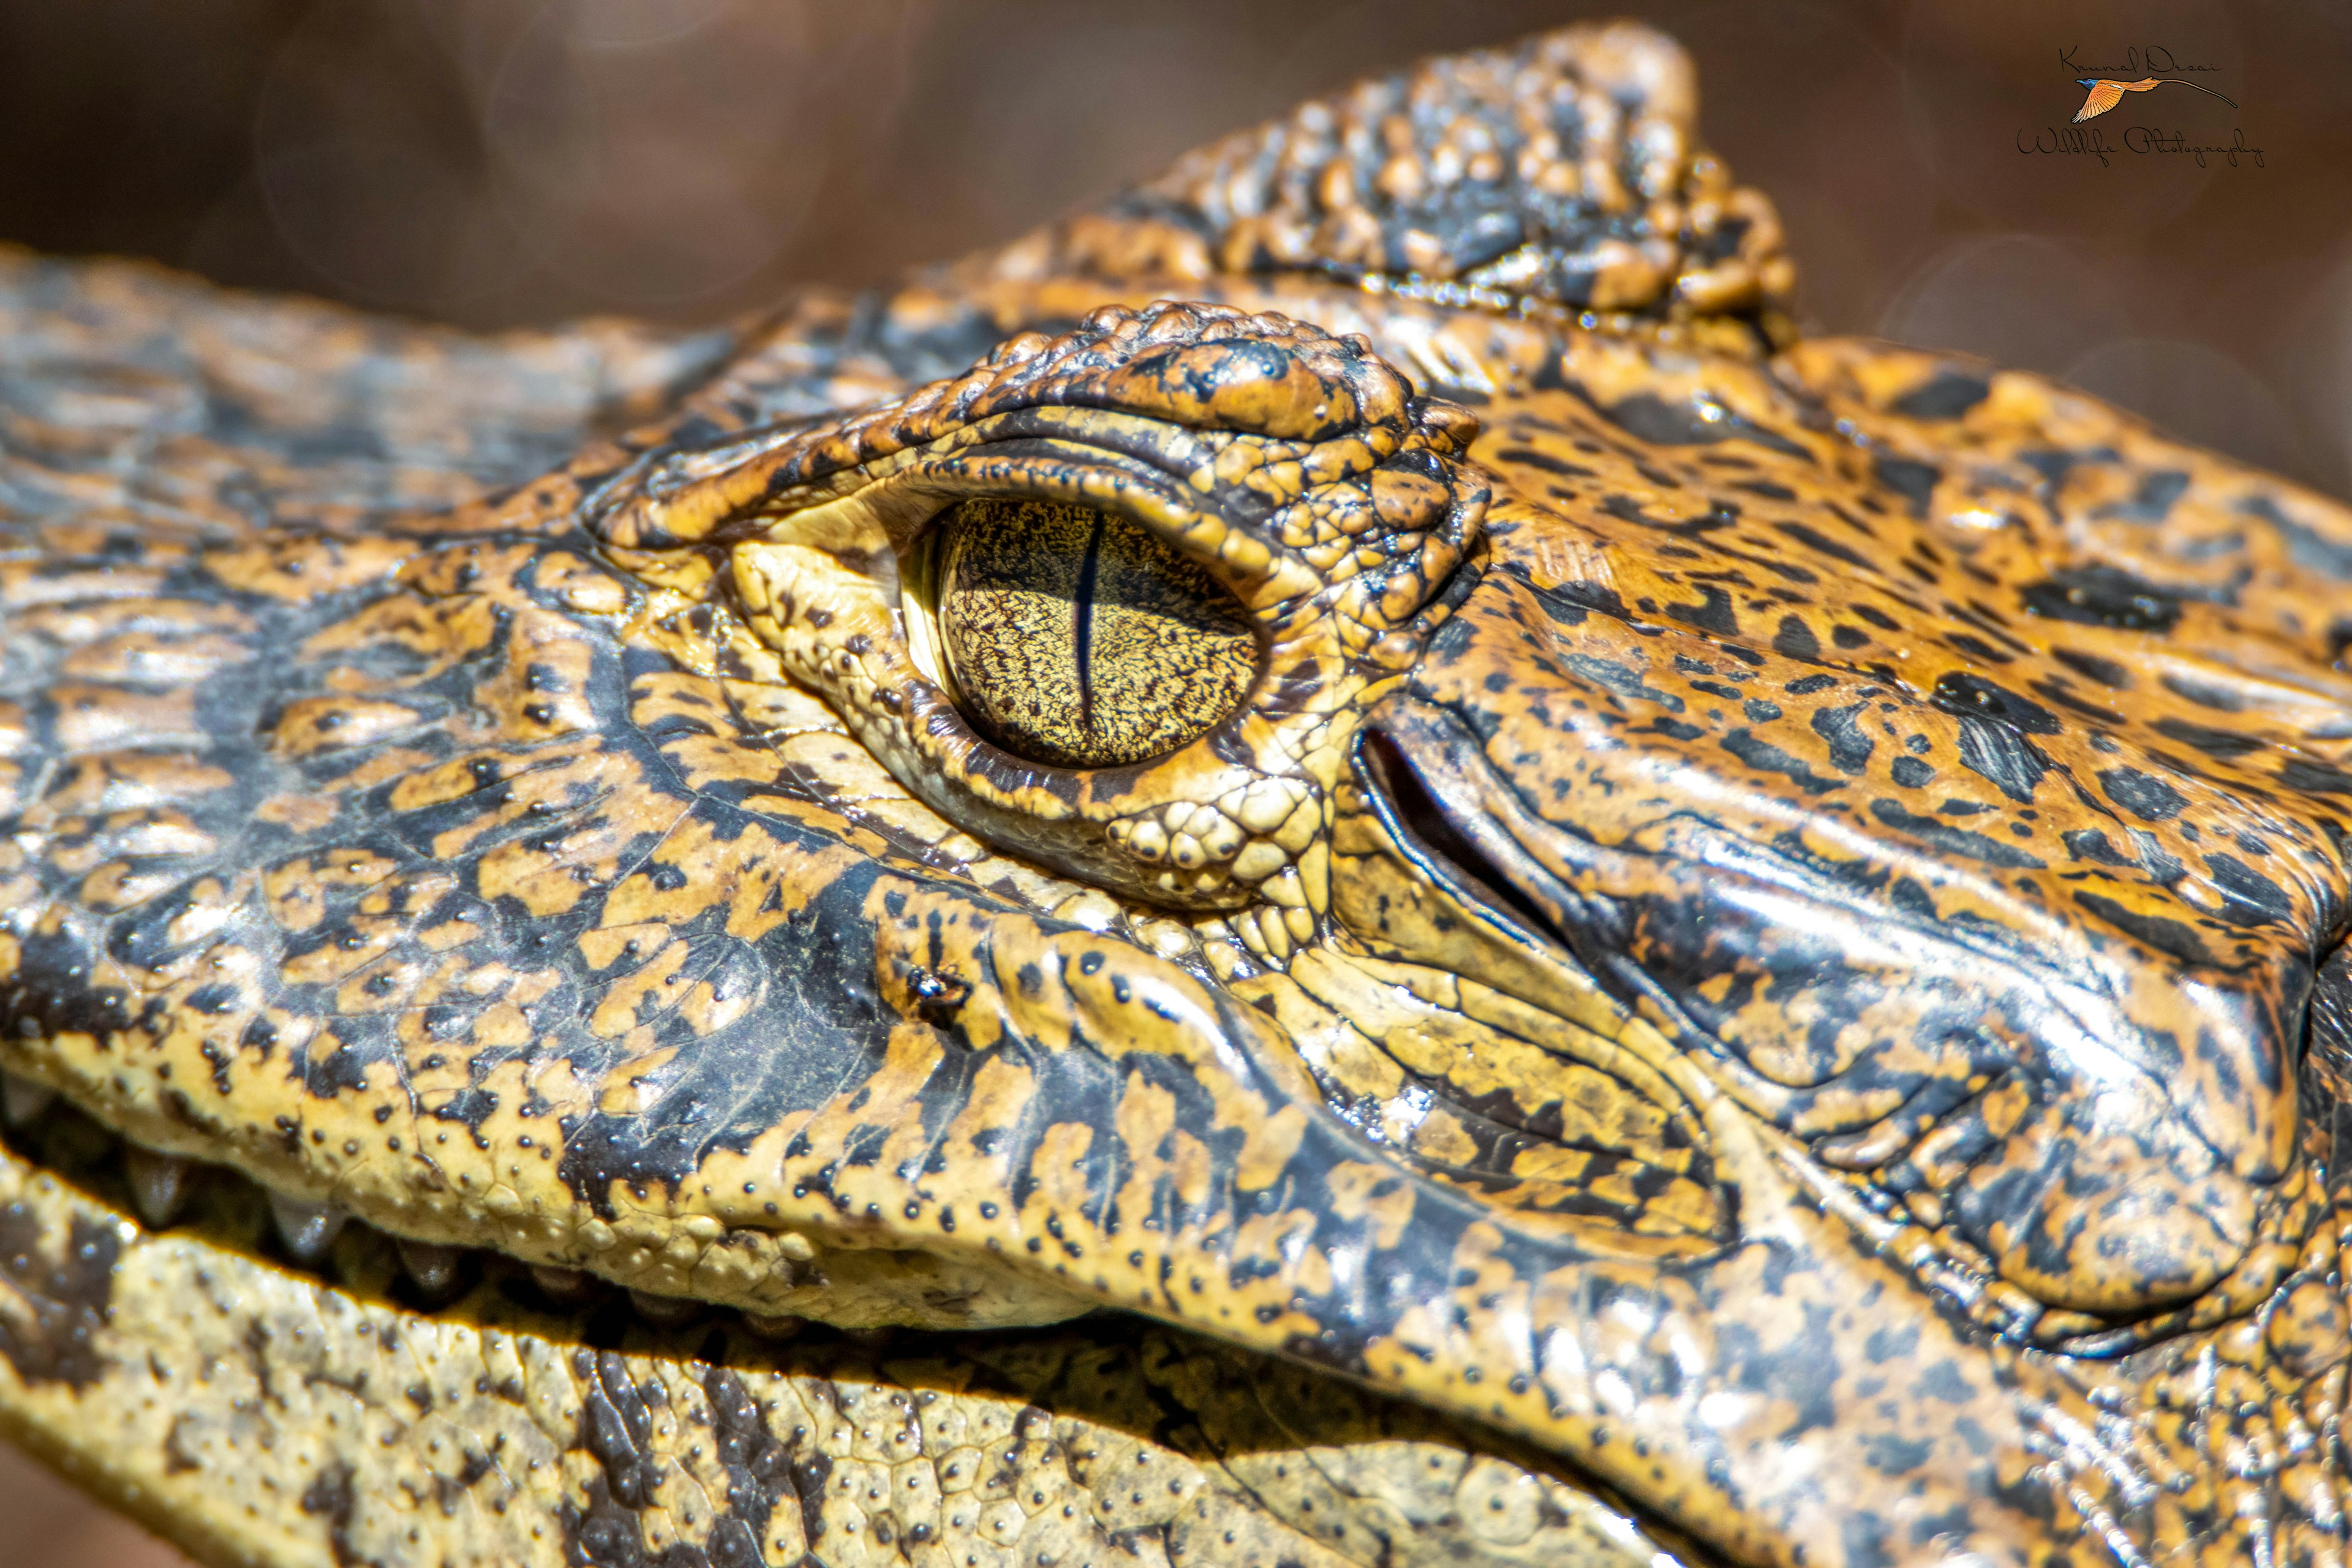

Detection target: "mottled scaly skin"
[2, 21, 2348, 1568]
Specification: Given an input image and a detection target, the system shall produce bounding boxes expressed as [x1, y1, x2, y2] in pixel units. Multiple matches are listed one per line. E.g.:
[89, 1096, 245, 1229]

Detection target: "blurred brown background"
[2, 0, 2348, 1559]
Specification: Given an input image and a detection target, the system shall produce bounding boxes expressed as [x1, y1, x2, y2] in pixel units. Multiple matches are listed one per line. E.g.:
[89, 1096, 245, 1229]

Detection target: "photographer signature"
[2018, 45, 2259, 167]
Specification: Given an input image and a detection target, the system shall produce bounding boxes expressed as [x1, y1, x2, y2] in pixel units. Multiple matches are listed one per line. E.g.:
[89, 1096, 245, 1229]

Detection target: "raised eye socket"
[932, 497, 1257, 769]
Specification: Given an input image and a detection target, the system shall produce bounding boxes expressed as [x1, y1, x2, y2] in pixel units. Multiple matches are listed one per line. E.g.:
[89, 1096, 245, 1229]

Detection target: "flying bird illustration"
[2072, 76, 2238, 123]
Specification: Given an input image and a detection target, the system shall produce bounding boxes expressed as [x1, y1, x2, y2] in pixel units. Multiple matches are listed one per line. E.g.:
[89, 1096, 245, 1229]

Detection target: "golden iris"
[933, 497, 1256, 769]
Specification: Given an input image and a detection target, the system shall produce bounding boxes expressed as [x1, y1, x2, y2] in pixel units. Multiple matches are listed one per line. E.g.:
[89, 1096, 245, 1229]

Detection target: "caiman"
[0, 21, 2345, 1568]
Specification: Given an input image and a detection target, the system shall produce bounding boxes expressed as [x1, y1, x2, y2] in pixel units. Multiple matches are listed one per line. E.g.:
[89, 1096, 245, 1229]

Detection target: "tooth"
[268, 1193, 347, 1263]
[2, 1072, 55, 1126]
[845, 1325, 895, 1349]
[395, 1238, 467, 1302]
[628, 1289, 704, 1329]
[531, 1264, 600, 1303]
[125, 1147, 194, 1227]
[741, 1311, 805, 1341]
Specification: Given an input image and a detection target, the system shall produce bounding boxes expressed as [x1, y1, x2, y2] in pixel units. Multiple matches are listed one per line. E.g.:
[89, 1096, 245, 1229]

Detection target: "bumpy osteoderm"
[1, 20, 2350, 1568]
[998, 20, 1795, 345]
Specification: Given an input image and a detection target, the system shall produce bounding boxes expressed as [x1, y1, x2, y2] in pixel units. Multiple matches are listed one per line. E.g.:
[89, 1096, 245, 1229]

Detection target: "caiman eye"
[929, 496, 1257, 769]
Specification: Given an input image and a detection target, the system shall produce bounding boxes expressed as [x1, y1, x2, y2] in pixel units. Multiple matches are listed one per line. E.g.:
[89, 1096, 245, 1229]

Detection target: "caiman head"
[2, 20, 2348, 1568]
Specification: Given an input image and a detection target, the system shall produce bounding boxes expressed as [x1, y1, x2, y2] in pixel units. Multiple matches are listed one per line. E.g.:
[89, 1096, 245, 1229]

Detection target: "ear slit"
[1356, 726, 1559, 944]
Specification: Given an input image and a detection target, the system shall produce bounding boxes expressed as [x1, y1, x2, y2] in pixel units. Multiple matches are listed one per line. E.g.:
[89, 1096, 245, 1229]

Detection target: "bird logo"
[2071, 76, 2237, 123]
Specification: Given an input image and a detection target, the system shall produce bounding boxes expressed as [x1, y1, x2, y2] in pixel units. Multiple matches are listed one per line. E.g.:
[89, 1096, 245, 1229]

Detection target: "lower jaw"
[0, 1096, 1700, 1568]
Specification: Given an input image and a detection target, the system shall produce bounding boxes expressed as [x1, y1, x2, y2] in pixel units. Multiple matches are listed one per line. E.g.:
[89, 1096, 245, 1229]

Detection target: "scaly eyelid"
[729, 439, 1305, 619]
[597, 403, 1239, 553]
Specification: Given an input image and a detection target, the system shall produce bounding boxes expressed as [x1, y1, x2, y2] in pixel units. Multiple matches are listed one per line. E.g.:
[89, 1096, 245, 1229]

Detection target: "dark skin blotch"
[0, 1207, 118, 1390]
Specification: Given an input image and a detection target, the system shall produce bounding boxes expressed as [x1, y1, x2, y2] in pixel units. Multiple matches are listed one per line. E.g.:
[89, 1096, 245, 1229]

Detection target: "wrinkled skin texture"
[1, 21, 2350, 1568]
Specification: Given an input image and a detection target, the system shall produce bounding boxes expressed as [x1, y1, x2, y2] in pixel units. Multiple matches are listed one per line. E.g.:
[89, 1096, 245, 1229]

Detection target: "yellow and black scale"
[0, 21, 2348, 1568]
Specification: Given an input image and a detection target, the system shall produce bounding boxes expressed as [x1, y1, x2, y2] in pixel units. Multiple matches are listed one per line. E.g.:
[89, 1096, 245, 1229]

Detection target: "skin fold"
[0, 20, 2348, 1568]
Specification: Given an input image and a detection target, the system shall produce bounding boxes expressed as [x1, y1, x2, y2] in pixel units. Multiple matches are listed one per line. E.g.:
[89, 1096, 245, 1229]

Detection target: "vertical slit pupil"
[1071, 507, 1105, 737]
